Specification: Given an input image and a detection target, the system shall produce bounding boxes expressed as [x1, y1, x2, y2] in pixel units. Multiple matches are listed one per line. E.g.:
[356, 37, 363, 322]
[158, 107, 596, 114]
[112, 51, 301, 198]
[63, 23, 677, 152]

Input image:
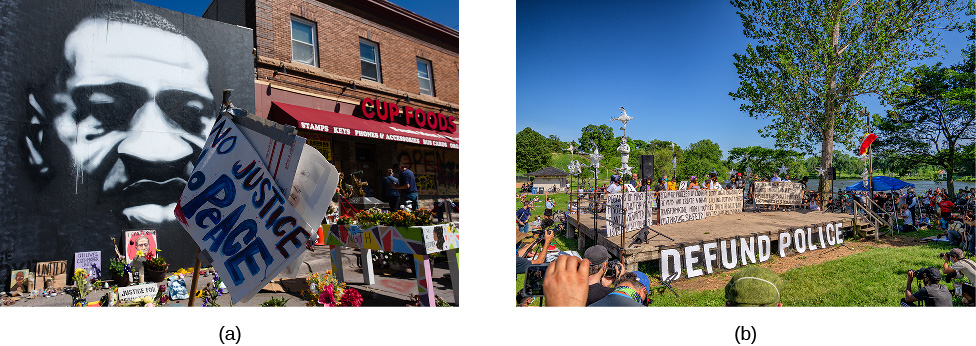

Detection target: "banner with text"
[753, 182, 804, 206]
[605, 192, 649, 236]
[658, 189, 743, 225]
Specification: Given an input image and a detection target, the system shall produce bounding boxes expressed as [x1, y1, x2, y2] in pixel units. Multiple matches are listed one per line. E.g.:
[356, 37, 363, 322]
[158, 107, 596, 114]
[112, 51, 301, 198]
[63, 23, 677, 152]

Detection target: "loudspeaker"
[826, 167, 837, 180]
[640, 155, 654, 181]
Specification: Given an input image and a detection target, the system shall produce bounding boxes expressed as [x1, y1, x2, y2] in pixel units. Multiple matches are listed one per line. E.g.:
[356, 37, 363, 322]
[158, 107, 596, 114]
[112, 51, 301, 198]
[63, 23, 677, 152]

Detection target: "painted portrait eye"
[71, 83, 149, 136]
[157, 90, 213, 134]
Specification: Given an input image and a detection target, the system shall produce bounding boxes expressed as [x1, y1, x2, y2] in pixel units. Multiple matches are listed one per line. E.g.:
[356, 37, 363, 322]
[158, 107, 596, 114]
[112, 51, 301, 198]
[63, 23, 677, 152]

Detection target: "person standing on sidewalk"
[392, 162, 418, 210]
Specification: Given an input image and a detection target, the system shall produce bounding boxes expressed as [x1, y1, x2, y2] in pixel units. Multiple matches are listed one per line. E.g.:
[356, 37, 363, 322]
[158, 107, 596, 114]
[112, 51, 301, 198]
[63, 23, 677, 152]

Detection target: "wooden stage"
[566, 209, 860, 272]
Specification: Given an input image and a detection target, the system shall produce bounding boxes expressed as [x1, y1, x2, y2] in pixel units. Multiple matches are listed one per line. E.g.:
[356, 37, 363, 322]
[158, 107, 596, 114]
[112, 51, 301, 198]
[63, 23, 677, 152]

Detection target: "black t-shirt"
[586, 282, 614, 306]
[912, 284, 953, 307]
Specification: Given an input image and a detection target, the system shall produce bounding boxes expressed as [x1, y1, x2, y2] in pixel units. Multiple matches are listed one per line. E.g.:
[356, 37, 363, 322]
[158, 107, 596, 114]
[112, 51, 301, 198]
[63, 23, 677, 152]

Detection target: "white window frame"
[291, 16, 318, 67]
[417, 57, 434, 96]
[360, 38, 382, 83]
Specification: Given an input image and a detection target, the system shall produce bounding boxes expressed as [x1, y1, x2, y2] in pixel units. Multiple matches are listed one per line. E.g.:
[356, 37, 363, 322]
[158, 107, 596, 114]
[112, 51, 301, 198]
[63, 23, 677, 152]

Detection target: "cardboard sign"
[175, 116, 335, 304]
[419, 224, 460, 253]
[605, 191, 649, 236]
[34, 260, 67, 290]
[9, 269, 28, 293]
[658, 189, 744, 225]
[753, 182, 804, 206]
[117, 282, 159, 301]
[74, 251, 102, 280]
[124, 230, 157, 263]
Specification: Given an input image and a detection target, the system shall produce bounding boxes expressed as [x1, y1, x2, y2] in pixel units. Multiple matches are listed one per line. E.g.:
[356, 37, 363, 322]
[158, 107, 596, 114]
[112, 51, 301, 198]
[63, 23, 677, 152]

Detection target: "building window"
[291, 17, 318, 66]
[360, 39, 381, 82]
[417, 58, 434, 96]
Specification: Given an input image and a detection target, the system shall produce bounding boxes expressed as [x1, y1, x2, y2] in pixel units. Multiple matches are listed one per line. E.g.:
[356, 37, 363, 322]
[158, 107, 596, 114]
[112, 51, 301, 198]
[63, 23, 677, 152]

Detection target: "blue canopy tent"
[845, 176, 914, 191]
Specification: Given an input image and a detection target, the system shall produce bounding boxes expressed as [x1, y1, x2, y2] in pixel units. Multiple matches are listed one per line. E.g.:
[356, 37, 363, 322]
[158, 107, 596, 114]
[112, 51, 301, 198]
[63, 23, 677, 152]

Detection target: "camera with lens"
[912, 268, 928, 280]
[605, 259, 621, 278]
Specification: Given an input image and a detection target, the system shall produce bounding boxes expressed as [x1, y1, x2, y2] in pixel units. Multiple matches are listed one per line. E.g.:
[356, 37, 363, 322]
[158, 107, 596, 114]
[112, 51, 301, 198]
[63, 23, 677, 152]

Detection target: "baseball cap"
[583, 245, 610, 267]
[725, 267, 783, 306]
[949, 248, 964, 260]
[610, 174, 620, 182]
[632, 271, 651, 296]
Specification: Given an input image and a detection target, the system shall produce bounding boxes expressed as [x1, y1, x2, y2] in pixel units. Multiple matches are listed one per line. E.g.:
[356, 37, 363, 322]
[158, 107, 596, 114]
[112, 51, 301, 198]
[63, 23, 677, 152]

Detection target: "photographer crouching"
[902, 267, 952, 307]
[941, 248, 976, 306]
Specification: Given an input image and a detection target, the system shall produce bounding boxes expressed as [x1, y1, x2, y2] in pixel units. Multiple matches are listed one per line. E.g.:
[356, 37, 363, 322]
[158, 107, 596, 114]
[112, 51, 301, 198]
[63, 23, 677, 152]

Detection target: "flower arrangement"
[354, 208, 388, 227]
[196, 272, 224, 307]
[408, 294, 451, 307]
[144, 249, 169, 272]
[386, 208, 434, 227]
[304, 270, 363, 307]
[69, 269, 94, 307]
[335, 215, 355, 225]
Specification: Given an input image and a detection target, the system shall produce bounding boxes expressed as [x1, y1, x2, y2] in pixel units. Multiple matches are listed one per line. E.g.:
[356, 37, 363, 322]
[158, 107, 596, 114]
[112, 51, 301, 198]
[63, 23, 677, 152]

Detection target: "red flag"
[859, 133, 877, 155]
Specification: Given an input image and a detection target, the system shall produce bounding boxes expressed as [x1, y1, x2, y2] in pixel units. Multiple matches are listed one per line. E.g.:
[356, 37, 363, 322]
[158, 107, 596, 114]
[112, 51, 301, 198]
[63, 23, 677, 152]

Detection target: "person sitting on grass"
[902, 267, 952, 307]
[941, 248, 975, 305]
[898, 204, 917, 232]
[589, 271, 652, 307]
[725, 267, 783, 307]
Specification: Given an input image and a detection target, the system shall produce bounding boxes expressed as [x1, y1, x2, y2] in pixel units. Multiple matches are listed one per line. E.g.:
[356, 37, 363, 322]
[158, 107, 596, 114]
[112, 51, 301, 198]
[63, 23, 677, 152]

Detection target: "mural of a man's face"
[39, 17, 215, 227]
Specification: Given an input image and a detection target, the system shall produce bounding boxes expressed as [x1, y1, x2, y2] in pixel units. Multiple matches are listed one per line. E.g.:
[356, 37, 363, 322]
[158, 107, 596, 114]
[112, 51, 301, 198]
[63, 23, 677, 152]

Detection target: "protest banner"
[73, 251, 101, 281]
[753, 182, 804, 206]
[175, 115, 337, 304]
[117, 282, 159, 301]
[658, 189, 743, 225]
[605, 191, 648, 236]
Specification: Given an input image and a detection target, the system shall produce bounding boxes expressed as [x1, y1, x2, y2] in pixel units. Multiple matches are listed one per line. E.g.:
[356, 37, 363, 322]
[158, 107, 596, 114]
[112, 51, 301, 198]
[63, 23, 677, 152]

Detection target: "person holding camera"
[516, 229, 555, 274]
[941, 248, 975, 305]
[589, 271, 652, 307]
[902, 267, 952, 307]
[541, 255, 590, 307]
[582, 245, 622, 306]
[516, 202, 532, 233]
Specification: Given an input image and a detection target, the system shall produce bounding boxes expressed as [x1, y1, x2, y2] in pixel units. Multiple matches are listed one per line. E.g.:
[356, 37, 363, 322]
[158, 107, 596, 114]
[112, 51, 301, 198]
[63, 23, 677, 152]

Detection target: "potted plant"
[108, 236, 131, 286]
[143, 250, 169, 282]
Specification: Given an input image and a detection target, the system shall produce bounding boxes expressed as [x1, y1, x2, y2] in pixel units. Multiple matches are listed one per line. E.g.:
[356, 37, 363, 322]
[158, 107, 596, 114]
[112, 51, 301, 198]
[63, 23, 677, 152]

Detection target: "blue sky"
[515, 0, 969, 156]
[137, 0, 459, 30]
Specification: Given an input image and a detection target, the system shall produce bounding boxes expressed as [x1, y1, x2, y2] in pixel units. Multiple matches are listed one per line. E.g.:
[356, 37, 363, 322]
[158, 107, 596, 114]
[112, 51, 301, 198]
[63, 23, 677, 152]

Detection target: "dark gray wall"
[0, 0, 254, 289]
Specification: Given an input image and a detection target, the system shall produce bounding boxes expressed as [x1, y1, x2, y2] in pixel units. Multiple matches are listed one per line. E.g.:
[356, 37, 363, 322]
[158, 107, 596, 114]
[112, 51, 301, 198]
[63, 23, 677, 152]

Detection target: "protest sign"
[123, 230, 157, 263]
[74, 251, 101, 280]
[658, 189, 743, 225]
[175, 115, 337, 303]
[605, 191, 649, 236]
[117, 282, 159, 301]
[34, 260, 67, 290]
[419, 224, 460, 253]
[753, 182, 804, 206]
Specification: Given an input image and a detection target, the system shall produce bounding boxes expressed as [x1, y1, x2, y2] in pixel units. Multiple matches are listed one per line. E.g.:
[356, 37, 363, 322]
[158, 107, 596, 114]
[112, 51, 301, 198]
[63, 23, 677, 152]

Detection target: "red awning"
[269, 101, 458, 149]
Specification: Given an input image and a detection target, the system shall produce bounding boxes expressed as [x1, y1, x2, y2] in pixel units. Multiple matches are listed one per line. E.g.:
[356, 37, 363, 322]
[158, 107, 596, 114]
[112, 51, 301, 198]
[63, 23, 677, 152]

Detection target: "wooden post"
[329, 245, 345, 283]
[412, 254, 435, 306]
[187, 247, 202, 307]
[361, 249, 375, 285]
[447, 248, 459, 305]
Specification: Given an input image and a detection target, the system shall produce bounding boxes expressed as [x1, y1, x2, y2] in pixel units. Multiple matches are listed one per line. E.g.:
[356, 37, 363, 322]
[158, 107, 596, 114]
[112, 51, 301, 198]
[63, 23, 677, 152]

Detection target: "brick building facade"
[204, 0, 459, 208]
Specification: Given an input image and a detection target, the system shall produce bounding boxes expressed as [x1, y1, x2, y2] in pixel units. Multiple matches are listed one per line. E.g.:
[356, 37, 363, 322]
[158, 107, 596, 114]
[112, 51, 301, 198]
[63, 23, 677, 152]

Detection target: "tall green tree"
[726, 146, 806, 180]
[516, 127, 552, 173]
[680, 139, 727, 180]
[874, 62, 975, 198]
[729, 0, 966, 196]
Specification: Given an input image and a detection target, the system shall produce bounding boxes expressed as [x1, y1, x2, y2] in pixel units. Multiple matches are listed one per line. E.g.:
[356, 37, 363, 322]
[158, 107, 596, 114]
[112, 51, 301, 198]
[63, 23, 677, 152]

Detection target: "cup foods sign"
[660, 223, 845, 281]
[359, 98, 457, 134]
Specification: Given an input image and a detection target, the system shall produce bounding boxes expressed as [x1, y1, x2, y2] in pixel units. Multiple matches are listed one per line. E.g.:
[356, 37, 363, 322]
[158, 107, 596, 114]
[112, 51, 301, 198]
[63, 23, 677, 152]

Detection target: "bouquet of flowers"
[336, 215, 355, 225]
[144, 250, 169, 272]
[354, 208, 388, 227]
[304, 271, 363, 307]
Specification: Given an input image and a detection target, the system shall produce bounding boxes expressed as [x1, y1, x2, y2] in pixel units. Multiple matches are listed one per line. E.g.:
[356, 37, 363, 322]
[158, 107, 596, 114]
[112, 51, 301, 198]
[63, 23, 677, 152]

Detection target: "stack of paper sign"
[175, 114, 338, 304]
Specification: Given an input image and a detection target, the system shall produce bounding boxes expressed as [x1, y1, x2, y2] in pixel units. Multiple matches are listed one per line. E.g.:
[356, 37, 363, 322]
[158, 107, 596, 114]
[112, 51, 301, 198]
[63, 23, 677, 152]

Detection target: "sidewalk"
[2, 246, 456, 307]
